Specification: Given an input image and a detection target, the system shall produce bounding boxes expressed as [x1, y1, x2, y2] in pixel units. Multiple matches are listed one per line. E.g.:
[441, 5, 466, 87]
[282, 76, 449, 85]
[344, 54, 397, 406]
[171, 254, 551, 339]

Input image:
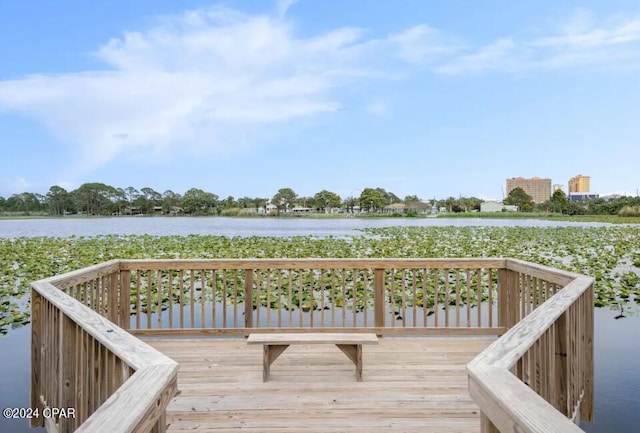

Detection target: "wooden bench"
[247, 333, 379, 382]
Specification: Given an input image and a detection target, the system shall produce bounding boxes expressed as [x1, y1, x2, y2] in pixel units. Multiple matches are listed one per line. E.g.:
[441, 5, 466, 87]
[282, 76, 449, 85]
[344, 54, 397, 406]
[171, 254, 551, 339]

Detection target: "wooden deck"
[144, 336, 495, 433]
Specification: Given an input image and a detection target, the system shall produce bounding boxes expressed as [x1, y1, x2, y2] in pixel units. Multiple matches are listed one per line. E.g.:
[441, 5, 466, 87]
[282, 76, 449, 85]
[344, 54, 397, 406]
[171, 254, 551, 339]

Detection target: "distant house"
[291, 207, 313, 213]
[261, 203, 277, 214]
[383, 203, 408, 213]
[481, 200, 518, 213]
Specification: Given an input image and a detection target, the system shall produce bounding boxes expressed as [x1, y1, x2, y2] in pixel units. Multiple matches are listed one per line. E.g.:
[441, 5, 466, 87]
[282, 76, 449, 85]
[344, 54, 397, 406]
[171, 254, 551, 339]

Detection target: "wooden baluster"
[189, 270, 195, 328]
[200, 270, 206, 329]
[341, 269, 347, 327]
[581, 285, 595, 422]
[374, 268, 385, 329]
[119, 270, 130, 330]
[455, 269, 461, 327]
[444, 269, 450, 327]
[466, 269, 471, 327]
[158, 270, 164, 329]
[412, 269, 418, 328]
[433, 268, 439, 327]
[167, 270, 173, 329]
[30, 290, 44, 427]
[422, 269, 428, 328]
[287, 270, 293, 327]
[244, 269, 253, 329]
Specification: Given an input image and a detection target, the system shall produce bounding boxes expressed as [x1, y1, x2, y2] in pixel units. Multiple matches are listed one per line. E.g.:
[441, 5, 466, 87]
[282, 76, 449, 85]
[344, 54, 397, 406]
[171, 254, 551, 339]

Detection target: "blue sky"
[1, 0, 639, 201]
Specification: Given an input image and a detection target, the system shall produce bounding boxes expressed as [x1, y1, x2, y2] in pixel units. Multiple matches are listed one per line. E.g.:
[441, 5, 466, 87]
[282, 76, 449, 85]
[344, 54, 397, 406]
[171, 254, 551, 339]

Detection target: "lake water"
[0, 217, 637, 433]
[0, 215, 618, 238]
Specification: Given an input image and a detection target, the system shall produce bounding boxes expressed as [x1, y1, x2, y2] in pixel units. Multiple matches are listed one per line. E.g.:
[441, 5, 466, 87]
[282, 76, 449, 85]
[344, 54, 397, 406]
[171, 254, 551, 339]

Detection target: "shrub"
[618, 205, 640, 217]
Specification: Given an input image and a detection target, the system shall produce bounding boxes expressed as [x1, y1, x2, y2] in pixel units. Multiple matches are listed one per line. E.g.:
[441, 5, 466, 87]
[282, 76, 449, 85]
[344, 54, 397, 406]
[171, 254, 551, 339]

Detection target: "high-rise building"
[506, 177, 552, 203]
[568, 175, 590, 193]
[553, 184, 564, 193]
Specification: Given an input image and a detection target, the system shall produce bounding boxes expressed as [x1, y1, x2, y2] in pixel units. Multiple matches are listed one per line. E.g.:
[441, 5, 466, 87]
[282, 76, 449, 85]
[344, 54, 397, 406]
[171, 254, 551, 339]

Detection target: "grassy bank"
[437, 212, 640, 224]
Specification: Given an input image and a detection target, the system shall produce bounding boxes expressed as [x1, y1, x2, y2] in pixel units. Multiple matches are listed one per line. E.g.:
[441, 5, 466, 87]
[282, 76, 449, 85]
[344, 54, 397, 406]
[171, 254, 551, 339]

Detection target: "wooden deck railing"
[31, 257, 593, 432]
[117, 258, 510, 336]
[30, 261, 178, 433]
[467, 259, 594, 433]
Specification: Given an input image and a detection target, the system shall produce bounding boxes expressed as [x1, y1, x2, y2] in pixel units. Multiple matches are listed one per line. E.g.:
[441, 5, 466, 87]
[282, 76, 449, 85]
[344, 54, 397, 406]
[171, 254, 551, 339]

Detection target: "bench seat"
[247, 333, 379, 382]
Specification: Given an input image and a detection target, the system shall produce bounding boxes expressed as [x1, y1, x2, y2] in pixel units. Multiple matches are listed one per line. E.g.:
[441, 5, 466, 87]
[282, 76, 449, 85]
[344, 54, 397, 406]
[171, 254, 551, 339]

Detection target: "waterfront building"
[568, 175, 591, 193]
[505, 177, 552, 203]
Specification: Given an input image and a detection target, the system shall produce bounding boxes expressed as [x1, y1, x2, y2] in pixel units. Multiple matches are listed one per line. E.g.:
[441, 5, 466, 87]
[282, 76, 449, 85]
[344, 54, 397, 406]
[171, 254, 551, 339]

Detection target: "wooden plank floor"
[144, 337, 494, 433]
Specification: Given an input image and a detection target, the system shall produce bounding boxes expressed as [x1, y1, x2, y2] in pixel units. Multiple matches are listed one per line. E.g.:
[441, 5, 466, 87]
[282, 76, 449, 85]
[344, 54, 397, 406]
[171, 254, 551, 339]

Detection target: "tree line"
[0, 183, 435, 216]
[504, 187, 640, 216]
[1, 182, 637, 217]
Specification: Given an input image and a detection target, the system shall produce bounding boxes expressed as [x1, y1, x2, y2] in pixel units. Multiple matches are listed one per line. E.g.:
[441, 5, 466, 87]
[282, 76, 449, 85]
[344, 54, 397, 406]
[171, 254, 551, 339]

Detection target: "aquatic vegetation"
[1, 226, 639, 334]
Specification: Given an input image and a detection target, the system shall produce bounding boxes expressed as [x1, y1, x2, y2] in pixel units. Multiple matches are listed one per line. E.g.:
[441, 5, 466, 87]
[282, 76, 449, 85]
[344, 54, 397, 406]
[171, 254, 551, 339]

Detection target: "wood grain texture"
[31, 278, 179, 433]
[467, 272, 594, 433]
[121, 258, 507, 271]
[145, 337, 493, 433]
[247, 333, 379, 345]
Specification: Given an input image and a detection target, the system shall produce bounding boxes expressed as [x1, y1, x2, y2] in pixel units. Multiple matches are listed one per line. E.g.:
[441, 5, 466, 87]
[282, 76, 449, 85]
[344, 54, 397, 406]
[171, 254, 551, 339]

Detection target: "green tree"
[181, 188, 218, 215]
[444, 197, 457, 213]
[71, 183, 117, 215]
[548, 189, 569, 213]
[161, 190, 182, 214]
[313, 190, 342, 212]
[124, 186, 139, 206]
[504, 187, 534, 212]
[272, 188, 297, 214]
[221, 196, 237, 210]
[46, 186, 73, 216]
[359, 188, 386, 212]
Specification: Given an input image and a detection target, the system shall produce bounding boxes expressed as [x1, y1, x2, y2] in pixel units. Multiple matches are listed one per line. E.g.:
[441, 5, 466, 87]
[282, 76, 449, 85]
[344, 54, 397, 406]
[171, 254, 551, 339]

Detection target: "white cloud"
[1, 5, 639, 176]
[0, 5, 443, 172]
[389, 25, 461, 63]
[435, 38, 517, 74]
[436, 10, 640, 74]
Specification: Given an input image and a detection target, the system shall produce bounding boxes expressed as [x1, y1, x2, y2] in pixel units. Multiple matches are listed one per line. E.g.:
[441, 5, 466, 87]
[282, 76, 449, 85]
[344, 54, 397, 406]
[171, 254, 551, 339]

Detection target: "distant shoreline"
[1, 212, 639, 224]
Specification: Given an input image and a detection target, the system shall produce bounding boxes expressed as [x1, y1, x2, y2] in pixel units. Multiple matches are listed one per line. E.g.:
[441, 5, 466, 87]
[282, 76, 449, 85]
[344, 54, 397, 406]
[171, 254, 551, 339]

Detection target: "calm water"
[0, 217, 637, 433]
[0, 215, 617, 238]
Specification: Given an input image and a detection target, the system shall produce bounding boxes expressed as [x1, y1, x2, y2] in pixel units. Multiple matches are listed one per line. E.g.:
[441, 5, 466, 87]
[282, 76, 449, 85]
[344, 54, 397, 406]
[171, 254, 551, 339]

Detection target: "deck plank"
[144, 337, 493, 433]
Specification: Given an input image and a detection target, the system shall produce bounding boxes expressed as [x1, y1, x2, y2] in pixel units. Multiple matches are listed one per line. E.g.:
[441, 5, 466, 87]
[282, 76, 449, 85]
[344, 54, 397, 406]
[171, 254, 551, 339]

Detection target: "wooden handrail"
[119, 257, 507, 270]
[119, 258, 509, 335]
[31, 257, 594, 433]
[31, 264, 179, 433]
[467, 268, 594, 433]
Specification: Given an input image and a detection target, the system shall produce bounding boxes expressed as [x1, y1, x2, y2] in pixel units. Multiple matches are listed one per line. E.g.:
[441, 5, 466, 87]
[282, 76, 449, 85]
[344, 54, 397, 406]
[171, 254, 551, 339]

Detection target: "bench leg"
[263, 345, 289, 382]
[336, 344, 363, 381]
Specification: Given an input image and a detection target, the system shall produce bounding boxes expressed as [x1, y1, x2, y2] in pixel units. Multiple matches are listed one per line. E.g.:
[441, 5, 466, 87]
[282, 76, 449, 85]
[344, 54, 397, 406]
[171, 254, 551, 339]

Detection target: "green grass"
[437, 212, 640, 224]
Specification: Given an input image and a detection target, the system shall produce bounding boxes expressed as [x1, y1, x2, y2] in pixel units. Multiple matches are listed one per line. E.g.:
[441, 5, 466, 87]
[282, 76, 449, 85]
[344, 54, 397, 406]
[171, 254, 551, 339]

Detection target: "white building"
[481, 200, 518, 213]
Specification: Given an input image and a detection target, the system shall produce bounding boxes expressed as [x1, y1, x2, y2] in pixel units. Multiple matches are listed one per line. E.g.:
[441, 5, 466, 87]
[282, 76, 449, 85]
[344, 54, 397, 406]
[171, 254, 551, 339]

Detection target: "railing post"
[108, 272, 119, 324]
[498, 268, 521, 330]
[30, 289, 44, 427]
[119, 270, 131, 330]
[580, 284, 594, 422]
[554, 311, 568, 416]
[374, 268, 385, 329]
[245, 269, 253, 329]
[480, 412, 500, 433]
[60, 315, 77, 433]
[151, 411, 167, 433]
[497, 268, 509, 329]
